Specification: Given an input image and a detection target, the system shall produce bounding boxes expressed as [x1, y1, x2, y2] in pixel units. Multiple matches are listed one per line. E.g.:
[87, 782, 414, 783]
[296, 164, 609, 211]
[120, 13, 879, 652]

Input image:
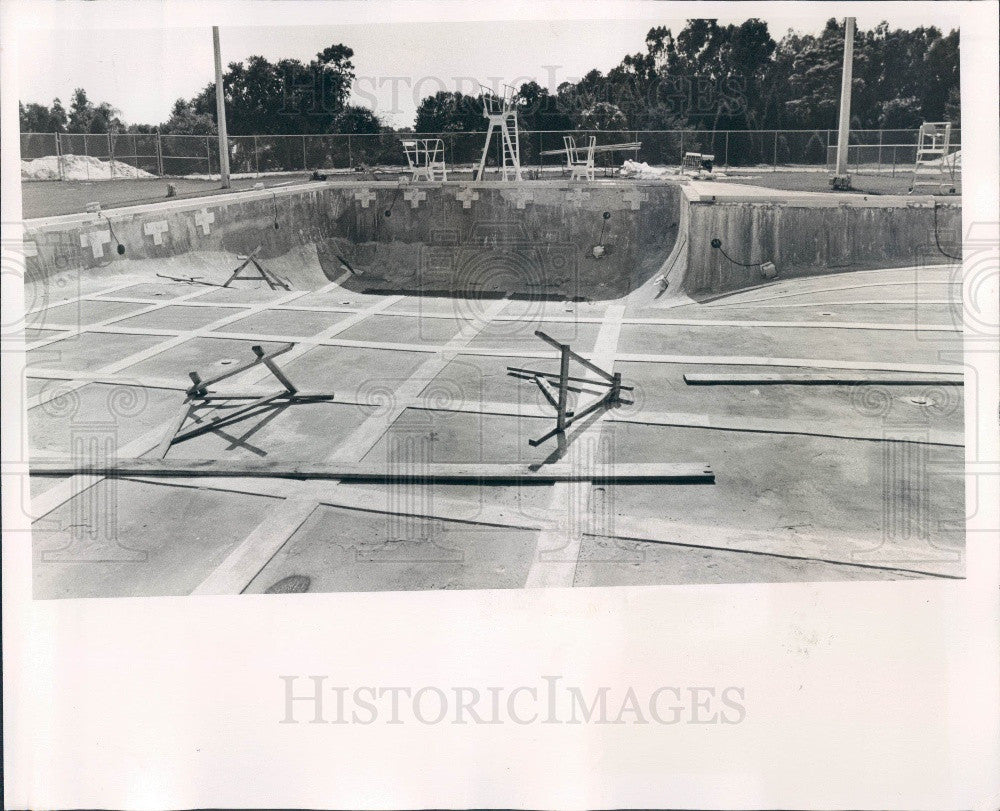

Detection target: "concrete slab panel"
[122, 336, 289, 382]
[22, 327, 64, 342]
[195, 286, 294, 304]
[652, 302, 958, 325]
[282, 346, 428, 401]
[32, 479, 277, 598]
[616, 361, 964, 434]
[212, 309, 351, 337]
[112, 304, 251, 331]
[386, 295, 477, 316]
[363, 408, 563, 467]
[594, 421, 964, 554]
[95, 282, 198, 300]
[297, 288, 396, 308]
[574, 536, 927, 586]
[28, 383, 180, 454]
[616, 322, 962, 364]
[34, 299, 149, 327]
[165, 401, 374, 461]
[335, 314, 465, 344]
[27, 332, 168, 372]
[424, 353, 580, 408]
[335, 480, 555, 524]
[243, 504, 538, 593]
[466, 319, 601, 350]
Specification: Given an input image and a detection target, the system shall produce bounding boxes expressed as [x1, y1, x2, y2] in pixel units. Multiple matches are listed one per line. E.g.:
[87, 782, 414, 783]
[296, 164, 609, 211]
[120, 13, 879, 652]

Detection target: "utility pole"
[213, 26, 231, 188]
[831, 16, 855, 189]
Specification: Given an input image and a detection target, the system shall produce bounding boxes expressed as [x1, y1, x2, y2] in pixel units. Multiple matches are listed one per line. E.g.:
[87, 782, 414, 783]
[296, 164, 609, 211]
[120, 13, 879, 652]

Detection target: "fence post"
[108, 132, 115, 179]
[679, 130, 684, 164]
[347, 134, 352, 169]
[723, 131, 729, 169]
[772, 131, 778, 171]
[156, 130, 164, 177]
[876, 129, 883, 174]
[302, 136, 307, 171]
[206, 137, 212, 177]
[55, 131, 64, 181]
[253, 135, 259, 176]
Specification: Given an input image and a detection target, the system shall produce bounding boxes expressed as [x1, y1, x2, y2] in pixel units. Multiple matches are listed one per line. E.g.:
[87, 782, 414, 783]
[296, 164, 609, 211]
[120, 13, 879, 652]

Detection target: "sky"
[16, 8, 961, 129]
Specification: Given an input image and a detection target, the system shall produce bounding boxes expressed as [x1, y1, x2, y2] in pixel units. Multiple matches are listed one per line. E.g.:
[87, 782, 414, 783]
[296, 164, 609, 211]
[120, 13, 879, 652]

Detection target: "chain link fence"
[20, 128, 959, 180]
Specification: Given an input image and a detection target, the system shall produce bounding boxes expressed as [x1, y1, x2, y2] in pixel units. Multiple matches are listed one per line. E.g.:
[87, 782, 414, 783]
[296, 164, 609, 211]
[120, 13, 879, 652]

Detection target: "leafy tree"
[65, 88, 123, 133]
[414, 90, 486, 133]
[160, 98, 217, 135]
[181, 44, 371, 136]
[578, 101, 628, 131]
[19, 102, 55, 132]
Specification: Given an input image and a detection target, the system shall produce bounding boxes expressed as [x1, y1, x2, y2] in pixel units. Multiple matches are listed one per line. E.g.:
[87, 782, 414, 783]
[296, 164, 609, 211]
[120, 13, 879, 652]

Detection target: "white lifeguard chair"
[475, 84, 522, 181]
[909, 122, 957, 194]
[563, 135, 596, 181]
[402, 138, 447, 182]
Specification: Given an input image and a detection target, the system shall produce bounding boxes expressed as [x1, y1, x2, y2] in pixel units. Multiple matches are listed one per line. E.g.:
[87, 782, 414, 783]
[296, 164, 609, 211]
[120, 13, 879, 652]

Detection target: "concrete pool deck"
[14, 178, 966, 596]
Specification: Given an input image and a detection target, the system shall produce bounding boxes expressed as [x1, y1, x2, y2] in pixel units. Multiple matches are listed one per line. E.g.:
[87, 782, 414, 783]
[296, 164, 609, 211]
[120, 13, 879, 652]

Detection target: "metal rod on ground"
[834, 17, 856, 179]
[213, 25, 231, 188]
[28, 459, 716, 484]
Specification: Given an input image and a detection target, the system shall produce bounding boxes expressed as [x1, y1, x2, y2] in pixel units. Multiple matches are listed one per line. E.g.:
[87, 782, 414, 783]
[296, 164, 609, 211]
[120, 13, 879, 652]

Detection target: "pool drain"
[264, 574, 311, 594]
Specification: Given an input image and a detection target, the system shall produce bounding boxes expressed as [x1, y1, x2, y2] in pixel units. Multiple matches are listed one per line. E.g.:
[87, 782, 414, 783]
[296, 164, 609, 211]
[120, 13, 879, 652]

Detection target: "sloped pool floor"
[22, 260, 966, 597]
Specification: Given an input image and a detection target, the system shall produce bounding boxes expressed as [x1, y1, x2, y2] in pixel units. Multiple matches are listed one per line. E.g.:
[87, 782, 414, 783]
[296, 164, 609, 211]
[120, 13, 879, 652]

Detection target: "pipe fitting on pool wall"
[759, 261, 777, 279]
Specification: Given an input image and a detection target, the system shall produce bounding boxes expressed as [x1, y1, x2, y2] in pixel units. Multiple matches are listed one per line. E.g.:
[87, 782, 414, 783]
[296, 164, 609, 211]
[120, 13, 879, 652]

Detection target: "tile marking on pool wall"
[194, 208, 215, 235]
[80, 230, 111, 259]
[143, 220, 170, 245]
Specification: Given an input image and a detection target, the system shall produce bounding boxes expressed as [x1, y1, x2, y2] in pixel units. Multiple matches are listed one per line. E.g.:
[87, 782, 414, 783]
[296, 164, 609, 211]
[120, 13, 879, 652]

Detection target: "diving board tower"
[909, 122, 958, 194]
[475, 84, 522, 181]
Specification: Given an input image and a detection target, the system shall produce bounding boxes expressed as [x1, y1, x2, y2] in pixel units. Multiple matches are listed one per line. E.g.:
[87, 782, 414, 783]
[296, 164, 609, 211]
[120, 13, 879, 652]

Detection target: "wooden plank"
[684, 372, 964, 385]
[29, 458, 716, 483]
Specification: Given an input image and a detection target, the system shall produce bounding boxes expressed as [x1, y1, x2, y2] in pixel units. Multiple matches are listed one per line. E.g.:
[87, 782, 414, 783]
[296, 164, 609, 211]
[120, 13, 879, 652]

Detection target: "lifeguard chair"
[563, 135, 596, 181]
[909, 122, 957, 194]
[475, 84, 522, 181]
[402, 138, 447, 182]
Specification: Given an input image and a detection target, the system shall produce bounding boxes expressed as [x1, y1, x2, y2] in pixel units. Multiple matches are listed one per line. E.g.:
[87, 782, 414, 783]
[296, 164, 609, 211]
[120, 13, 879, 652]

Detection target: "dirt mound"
[21, 154, 156, 181]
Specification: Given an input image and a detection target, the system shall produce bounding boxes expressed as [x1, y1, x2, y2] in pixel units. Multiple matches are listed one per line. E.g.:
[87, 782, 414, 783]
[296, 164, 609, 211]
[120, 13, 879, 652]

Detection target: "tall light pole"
[832, 16, 856, 188]
[213, 26, 231, 188]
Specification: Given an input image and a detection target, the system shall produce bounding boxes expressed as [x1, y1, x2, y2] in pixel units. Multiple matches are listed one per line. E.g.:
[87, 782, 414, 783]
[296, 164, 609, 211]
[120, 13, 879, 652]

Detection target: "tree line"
[21, 18, 959, 144]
